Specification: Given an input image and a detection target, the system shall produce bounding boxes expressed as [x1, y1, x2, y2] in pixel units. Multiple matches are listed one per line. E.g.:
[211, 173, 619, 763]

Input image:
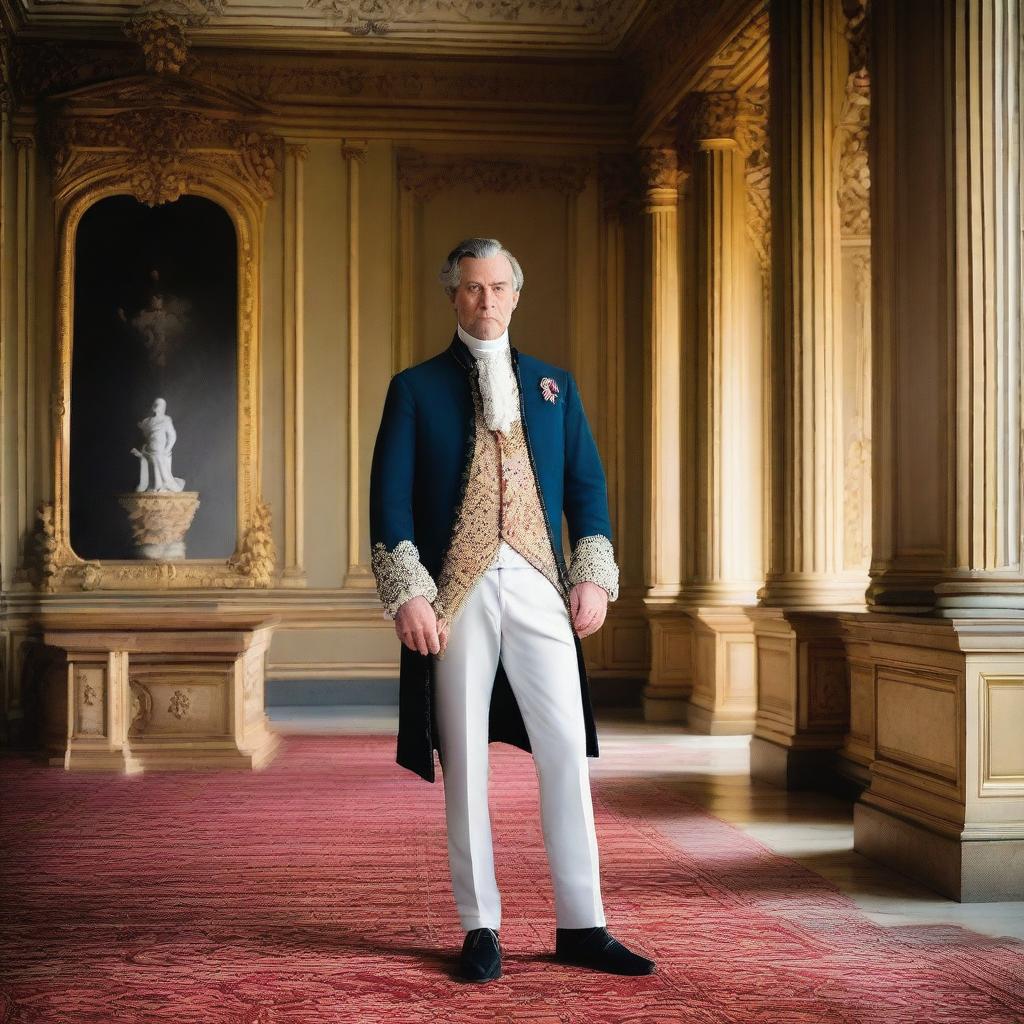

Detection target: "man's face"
[450, 254, 520, 340]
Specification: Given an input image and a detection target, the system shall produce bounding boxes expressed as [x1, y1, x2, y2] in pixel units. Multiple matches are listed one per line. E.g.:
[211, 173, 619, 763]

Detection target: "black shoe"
[555, 926, 656, 975]
[458, 927, 502, 982]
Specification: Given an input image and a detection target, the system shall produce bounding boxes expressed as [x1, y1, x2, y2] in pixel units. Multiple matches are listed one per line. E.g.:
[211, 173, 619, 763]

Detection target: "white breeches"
[433, 541, 606, 931]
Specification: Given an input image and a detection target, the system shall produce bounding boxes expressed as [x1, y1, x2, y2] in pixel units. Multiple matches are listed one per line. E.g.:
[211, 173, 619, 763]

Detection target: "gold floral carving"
[30, 73, 280, 592]
[397, 150, 589, 200]
[228, 501, 277, 589]
[737, 89, 770, 281]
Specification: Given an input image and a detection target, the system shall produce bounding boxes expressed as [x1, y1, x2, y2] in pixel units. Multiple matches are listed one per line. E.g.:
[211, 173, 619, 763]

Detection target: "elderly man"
[369, 237, 655, 982]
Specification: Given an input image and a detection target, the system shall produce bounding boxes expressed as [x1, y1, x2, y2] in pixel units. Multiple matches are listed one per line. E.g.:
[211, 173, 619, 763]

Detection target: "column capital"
[637, 145, 681, 207]
[682, 90, 741, 150]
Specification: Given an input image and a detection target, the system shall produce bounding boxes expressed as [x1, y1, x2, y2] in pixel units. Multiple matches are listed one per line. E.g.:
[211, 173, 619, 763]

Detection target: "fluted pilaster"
[639, 145, 691, 720]
[760, 0, 866, 610]
[687, 92, 763, 606]
[870, 0, 1024, 617]
[640, 145, 684, 600]
[680, 92, 764, 735]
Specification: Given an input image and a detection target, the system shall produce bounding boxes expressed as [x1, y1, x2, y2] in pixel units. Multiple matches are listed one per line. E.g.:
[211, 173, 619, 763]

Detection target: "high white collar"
[457, 321, 509, 359]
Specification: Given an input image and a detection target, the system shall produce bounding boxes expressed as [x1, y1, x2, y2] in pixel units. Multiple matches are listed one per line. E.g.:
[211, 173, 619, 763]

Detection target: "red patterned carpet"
[1, 734, 1022, 1024]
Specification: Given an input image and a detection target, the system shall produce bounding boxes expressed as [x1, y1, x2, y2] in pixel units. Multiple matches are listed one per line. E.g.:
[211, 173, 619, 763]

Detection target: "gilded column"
[639, 144, 690, 721]
[850, 0, 1024, 901]
[749, 0, 860, 787]
[683, 92, 763, 734]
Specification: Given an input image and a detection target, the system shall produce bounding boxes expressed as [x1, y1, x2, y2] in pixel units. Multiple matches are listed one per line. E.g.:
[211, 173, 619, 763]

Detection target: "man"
[369, 237, 655, 982]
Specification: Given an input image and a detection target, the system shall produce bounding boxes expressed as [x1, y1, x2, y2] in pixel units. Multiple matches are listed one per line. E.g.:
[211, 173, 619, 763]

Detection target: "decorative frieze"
[299, 0, 631, 34]
[10, 41, 628, 112]
[396, 150, 589, 200]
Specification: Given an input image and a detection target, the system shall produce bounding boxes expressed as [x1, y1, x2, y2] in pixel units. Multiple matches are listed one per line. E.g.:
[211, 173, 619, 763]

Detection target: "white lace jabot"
[456, 321, 520, 435]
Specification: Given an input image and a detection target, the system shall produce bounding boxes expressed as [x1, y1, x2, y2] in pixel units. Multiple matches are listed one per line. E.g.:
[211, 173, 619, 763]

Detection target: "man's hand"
[570, 581, 608, 639]
[395, 595, 447, 656]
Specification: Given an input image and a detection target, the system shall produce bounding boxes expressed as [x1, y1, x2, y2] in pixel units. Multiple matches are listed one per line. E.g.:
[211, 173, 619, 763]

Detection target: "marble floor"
[266, 704, 1024, 943]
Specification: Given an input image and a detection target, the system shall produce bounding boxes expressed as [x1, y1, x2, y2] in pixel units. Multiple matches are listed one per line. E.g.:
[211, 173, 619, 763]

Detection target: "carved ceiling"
[7, 0, 651, 53]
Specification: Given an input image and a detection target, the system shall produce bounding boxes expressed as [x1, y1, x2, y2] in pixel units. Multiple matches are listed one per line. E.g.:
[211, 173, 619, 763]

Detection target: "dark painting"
[69, 194, 238, 560]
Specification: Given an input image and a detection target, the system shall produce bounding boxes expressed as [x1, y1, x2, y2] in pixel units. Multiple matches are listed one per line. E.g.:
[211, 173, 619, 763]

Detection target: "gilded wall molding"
[25, 74, 284, 591]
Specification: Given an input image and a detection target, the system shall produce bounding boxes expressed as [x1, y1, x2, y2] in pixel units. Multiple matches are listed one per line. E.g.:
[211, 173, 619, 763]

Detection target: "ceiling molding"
[7, 0, 651, 55]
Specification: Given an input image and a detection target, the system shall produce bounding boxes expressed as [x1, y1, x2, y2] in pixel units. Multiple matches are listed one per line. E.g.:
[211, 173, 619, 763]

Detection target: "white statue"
[131, 397, 186, 493]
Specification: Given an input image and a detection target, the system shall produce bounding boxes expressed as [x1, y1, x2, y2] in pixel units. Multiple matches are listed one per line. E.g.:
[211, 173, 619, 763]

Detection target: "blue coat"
[369, 330, 614, 782]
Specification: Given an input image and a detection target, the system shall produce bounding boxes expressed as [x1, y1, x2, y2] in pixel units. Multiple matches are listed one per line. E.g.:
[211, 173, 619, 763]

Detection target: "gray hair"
[439, 237, 524, 298]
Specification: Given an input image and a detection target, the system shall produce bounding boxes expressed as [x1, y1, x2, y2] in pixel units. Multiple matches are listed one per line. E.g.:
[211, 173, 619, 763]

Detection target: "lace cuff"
[370, 539, 438, 618]
[567, 534, 619, 602]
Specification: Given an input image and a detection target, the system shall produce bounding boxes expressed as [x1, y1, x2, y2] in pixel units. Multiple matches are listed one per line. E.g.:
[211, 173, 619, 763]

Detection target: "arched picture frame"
[29, 74, 281, 591]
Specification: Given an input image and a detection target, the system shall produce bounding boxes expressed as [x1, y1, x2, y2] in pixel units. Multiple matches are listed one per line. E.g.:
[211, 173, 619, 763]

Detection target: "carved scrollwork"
[129, 678, 154, 733]
[42, 102, 282, 209]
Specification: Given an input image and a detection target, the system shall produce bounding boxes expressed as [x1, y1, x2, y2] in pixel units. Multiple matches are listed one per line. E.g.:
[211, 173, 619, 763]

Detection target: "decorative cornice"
[628, 0, 762, 138]
[9, 0, 647, 52]
[692, 5, 768, 95]
[9, 40, 630, 113]
[396, 149, 589, 200]
[299, 0, 633, 36]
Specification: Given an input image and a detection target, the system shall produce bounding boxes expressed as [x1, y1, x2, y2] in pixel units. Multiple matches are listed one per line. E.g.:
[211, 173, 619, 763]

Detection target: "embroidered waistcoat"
[433, 376, 563, 628]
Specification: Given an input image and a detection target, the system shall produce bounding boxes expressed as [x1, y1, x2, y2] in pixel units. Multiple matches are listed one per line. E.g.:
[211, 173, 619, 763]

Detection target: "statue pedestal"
[34, 610, 281, 773]
[116, 491, 200, 559]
